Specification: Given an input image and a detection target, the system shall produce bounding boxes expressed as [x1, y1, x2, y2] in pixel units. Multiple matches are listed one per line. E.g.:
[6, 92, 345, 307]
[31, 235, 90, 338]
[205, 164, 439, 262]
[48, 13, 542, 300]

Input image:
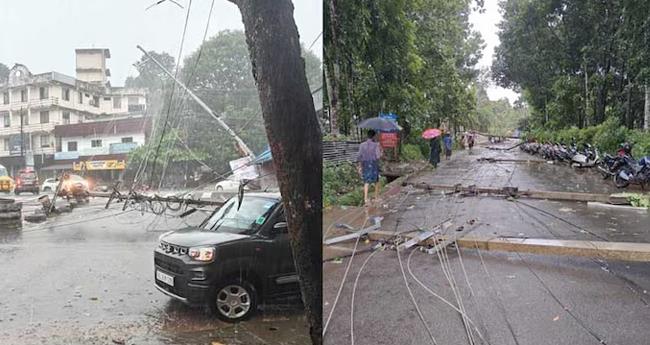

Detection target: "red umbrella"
[421, 128, 442, 139]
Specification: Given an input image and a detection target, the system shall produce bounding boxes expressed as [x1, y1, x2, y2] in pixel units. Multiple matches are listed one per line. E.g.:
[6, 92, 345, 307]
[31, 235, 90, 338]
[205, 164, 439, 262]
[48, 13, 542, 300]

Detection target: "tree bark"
[643, 84, 650, 132]
[324, 0, 340, 135]
[228, 1, 322, 344]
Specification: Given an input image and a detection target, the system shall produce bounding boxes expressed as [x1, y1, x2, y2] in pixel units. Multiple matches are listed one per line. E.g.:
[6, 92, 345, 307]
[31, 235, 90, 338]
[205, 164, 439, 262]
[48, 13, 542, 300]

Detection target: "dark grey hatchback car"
[154, 192, 300, 322]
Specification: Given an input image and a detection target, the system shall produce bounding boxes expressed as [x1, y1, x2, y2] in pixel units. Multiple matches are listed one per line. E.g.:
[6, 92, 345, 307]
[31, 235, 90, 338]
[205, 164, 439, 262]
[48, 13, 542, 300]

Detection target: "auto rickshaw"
[0, 164, 15, 194]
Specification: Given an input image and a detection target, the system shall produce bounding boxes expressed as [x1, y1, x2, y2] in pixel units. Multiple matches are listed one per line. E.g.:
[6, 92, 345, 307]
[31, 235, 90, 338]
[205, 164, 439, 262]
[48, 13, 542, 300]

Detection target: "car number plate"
[156, 270, 174, 286]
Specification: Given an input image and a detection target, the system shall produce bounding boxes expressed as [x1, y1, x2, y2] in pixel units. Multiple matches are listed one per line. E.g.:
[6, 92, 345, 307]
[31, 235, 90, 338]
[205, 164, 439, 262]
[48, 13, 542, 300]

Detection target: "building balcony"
[0, 123, 55, 136]
[0, 97, 60, 111]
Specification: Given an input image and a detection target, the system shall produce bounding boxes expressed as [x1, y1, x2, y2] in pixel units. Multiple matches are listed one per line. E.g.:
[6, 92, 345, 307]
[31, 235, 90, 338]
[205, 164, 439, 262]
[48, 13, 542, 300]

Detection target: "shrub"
[401, 144, 424, 161]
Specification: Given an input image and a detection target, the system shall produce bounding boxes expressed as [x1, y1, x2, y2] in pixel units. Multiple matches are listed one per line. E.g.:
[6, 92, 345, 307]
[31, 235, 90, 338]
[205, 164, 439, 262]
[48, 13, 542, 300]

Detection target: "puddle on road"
[144, 300, 309, 345]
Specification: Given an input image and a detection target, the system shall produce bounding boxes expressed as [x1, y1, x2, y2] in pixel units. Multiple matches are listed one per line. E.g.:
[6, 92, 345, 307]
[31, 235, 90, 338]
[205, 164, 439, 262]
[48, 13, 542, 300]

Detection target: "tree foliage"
[493, 0, 650, 130]
[325, 0, 484, 138]
[127, 30, 322, 185]
[0, 63, 9, 81]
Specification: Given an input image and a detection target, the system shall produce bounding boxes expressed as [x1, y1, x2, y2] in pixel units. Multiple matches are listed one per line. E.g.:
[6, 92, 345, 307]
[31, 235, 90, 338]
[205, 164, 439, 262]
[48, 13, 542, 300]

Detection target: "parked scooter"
[597, 143, 633, 179]
[614, 155, 650, 189]
[571, 143, 600, 168]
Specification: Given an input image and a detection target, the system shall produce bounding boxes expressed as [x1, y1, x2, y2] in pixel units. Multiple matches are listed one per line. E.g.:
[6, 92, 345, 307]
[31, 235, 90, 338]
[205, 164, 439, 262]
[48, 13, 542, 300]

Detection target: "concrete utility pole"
[136, 45, 255, 158]
[643, 84, 650, 132]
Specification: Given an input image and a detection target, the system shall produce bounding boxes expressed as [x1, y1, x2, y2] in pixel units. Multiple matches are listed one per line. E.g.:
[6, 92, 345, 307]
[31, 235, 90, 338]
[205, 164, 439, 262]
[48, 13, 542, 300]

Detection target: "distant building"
[0, 49, 148, 178]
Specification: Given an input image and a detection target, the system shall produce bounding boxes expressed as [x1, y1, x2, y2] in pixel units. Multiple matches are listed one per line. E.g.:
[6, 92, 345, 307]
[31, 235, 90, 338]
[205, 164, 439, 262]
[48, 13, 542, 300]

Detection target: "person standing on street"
[357, 129, 382, 206]
[429, 135, 441, 168]
[467, 131, 475, 153]
[442, 132, 453, 160]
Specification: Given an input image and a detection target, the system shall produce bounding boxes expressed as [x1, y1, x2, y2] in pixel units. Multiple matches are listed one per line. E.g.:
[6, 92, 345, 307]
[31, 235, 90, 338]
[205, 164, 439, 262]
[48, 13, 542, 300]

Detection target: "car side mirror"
[273, 222, 288, 233]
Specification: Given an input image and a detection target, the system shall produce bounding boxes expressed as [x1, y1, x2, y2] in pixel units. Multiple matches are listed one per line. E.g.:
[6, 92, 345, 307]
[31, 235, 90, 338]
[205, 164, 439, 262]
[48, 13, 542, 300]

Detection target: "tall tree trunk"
[325, 0, 340, 135]
[643, 84, 650, 132]
[228, 1, 322, 344]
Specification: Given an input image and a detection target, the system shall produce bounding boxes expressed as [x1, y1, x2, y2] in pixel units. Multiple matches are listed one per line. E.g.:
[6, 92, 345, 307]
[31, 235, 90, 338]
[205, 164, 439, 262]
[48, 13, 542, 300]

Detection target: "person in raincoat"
[429, 135, 441, 168]
[357, 129, 382, 206]
[442, 132, 453, 160]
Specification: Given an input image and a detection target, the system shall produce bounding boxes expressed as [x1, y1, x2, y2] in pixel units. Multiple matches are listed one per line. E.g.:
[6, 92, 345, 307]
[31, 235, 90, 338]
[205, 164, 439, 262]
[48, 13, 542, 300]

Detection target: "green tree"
[325, 0, 484, 138]
[0, 63, 9, 81]
[493, 0, 650, 131]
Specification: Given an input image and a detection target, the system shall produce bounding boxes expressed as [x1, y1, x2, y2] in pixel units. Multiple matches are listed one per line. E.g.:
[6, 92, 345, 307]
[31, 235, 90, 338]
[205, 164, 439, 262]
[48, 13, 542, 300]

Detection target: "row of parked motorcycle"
[520, 141, 650, 189]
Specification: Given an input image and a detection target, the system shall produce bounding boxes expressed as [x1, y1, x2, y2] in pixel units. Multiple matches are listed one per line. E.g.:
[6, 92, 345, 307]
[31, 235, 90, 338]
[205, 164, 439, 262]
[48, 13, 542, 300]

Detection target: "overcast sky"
[0, 0, 322, 86]
[469, 0, 520, 103]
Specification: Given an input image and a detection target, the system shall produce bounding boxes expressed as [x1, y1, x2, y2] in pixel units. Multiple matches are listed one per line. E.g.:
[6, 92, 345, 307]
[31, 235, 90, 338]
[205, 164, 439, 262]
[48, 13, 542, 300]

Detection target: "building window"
[67, 141, 78, 152]
[78, 91, 83, 104]
[62, 112, 70, 125]
[91, 139, 102, 148]
[3, 138, 9, 151]
[62, 88, 70, 101]
[104, 97, 111, 101]
[92, 96, 99, 107]
[121, 137, 133, 143]
[40, 111, 49, 124]
[2, 113, 9, 128]
[21, 89, 27, 102]
[40, 135, 50, 148]
[21, 112, 29, 125]
[39, 87, 48, 100]
[113, 96, 122, 109]
[2, 92, 8, 104]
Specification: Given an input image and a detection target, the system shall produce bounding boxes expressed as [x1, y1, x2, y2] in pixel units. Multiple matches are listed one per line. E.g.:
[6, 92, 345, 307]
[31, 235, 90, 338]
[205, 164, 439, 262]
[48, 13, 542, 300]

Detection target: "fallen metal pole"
[458, 236, 650, 262]
[136, 45, 255, 158]
[477, 157, 546, 164]
[90, 191, 225, 207]
[407, 182, 615, 203]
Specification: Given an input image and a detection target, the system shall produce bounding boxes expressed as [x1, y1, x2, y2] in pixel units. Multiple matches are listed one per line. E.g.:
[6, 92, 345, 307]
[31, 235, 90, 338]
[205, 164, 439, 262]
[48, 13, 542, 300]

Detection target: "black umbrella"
[358, 117, 401, 131]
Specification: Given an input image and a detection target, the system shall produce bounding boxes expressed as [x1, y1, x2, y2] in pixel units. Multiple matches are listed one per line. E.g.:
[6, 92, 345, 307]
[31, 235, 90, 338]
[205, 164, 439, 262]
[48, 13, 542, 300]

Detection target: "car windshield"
[201, 196, 279, 234]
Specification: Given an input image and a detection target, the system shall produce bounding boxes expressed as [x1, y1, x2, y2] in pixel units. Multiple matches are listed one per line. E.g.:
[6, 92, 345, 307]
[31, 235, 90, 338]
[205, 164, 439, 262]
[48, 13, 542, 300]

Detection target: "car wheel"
[216, 186, 223, 192]
[209, 280, 257, 323]
[14, 191, 19, 195]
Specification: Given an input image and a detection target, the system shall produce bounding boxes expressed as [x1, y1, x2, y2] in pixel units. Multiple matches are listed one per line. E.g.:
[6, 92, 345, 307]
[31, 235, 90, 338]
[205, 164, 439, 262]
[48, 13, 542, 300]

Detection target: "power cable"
[149, 0, 192, 186]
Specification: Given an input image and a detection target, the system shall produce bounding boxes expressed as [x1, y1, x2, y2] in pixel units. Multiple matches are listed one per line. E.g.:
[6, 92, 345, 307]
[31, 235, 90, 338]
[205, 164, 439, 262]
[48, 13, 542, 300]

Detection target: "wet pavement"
[323, 139, 650, 345]
[0, 197, 309, 345]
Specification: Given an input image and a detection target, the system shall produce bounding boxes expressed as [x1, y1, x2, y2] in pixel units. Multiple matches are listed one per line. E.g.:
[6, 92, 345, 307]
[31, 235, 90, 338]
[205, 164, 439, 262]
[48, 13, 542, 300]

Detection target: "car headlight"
[188, 247, 215, 262]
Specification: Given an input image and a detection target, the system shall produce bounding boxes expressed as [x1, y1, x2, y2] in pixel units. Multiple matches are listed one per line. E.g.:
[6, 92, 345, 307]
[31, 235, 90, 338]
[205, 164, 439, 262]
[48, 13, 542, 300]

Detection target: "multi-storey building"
[0, 49, 149, 178]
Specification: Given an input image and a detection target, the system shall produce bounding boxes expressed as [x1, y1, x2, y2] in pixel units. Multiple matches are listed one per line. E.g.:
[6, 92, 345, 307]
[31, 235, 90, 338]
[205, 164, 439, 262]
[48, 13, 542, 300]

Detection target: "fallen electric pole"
[136, 45, 255, 158]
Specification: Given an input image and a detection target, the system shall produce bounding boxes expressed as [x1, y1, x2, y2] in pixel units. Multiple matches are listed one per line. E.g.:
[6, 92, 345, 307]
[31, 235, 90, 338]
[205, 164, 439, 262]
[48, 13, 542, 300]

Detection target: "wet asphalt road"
[323, 140, 650, 345]
[0, 197, 309, 345]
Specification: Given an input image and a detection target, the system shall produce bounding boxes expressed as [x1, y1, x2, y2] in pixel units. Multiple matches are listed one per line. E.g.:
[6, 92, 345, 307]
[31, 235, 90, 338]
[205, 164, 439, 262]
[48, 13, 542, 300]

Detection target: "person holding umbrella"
[356, 116, 399, 206]
[422, 128, 442, 168]
[442, 131, 453, 160]
[356, 129, 382, 206]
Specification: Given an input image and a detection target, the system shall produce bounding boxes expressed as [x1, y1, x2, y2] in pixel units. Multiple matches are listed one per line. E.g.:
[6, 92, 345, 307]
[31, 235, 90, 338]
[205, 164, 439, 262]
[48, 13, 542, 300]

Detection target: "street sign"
[73, 160, 126, 171]
[229, 156, 259, 181]
[380, 132, 399, 148]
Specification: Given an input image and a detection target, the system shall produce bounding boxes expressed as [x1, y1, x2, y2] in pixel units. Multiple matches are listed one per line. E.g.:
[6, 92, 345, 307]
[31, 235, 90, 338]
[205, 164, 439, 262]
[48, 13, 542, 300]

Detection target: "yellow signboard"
[73, 160, 126, 171]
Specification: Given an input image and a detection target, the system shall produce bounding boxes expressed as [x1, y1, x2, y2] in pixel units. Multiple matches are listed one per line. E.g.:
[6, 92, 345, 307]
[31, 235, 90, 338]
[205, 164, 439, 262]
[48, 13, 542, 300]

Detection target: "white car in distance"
[214, 178, 244, 192]
[41, 178, 60, 192]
